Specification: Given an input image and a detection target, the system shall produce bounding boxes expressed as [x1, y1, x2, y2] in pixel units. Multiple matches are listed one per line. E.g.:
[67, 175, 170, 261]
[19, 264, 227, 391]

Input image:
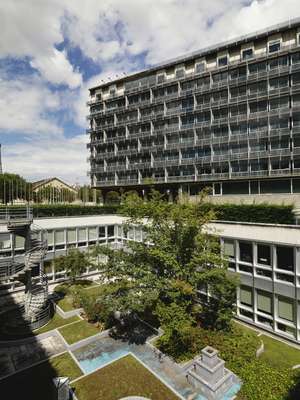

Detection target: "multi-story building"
[1, 214, 300, 344]
[87, 18, 300, 201]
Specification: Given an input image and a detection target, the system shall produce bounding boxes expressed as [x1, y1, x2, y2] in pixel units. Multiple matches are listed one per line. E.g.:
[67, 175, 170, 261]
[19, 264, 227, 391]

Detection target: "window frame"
[241, 47, 254, 61]
[268, 39, 281, 54]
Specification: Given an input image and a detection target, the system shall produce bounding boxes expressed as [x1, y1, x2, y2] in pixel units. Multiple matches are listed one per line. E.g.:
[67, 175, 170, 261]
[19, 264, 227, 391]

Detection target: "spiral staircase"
[0, 206, 51, 331]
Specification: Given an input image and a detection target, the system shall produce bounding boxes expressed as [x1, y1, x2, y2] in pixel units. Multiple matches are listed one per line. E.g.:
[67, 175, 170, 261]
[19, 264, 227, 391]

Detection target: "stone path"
[0, 331, 66, 379]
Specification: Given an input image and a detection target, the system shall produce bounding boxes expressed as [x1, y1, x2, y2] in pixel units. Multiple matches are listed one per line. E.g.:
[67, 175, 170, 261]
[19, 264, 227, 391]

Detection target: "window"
[67, 229, 76, 243]
[240, 286, 253, 306]
[276, 246, 294, 271]
[195, 62, 205, 74]
[88, 227, 97, 241]
[107, 225, 115, 237]
[99, 226, 106, 238]
[0, 233, 11, 250]
[277, 323, 295, 337]
[268, 40, 281, 53]
[239, 241, 253, 263]
[55, 230, 65, 244]
[175, 68, 185, 78]
[278, 296, 294, 322]
[157, 74, 165, 84]
[242, 48, 253, 60]
[78, 228, 87, 242]
[257, 244, 271, 265]
[218, 56, 228, 67]
[257, 290, 272, 315]
[46, 230, 54, 246]
[15, 235, 25, 249]
[223, 239, 235, 258]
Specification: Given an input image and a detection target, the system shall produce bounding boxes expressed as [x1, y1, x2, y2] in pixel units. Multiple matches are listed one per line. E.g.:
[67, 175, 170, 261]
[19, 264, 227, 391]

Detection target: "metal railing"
[0, 206, 33, 224]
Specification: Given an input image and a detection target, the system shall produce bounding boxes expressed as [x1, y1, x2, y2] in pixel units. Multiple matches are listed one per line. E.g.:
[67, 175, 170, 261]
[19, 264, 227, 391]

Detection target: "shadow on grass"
[109, 317, 156, 345]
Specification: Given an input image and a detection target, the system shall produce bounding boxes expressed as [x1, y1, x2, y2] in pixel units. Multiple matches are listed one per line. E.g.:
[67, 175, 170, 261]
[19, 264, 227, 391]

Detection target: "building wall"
[87, 20, 300, 200]
[1, 215, 300, 343]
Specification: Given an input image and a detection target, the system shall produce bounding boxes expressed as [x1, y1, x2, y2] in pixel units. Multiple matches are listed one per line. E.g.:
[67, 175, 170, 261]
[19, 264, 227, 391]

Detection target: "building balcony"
[167, 175, 195, 182]
[96, 180, 116, 186]
[117, 179, 139, 185]
[269, 148, 291, 157]
[270, 168, 292, 176]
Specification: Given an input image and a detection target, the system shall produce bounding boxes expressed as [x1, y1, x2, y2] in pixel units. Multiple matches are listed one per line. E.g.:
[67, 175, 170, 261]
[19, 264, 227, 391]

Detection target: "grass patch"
[0, 352, 82, 400]
[35, 313, 80, 334]
[72, 354, 179, 400]
[260, 335, 300, 370]
[56, 295, 76, 312]
[59, 320, 102, 345]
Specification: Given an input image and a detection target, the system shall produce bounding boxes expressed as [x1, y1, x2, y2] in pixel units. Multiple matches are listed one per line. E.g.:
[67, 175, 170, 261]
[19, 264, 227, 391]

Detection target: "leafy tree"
[106, 190, 121, 205]
[0, 173, 30, 203]
[54, 249, 89, 282]
[96, 189, 238, 332]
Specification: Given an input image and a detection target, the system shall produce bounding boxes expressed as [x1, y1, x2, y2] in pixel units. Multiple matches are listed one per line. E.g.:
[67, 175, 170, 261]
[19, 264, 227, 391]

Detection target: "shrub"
[32, 204, 119, 218]
[200, 203, 294, 225]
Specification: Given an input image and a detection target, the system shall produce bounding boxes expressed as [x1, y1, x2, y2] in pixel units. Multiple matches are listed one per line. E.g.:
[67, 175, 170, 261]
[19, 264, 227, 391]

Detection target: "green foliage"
[106, 190, 121, 204]
[32, 204, 119, 217]
[0, 173, 30, 203]
[155, 303, 197, 360]
[201, 202, 294, 225]
[54, 249, 89, 282]
[95, 189, 237, 332]
[236, 360, 294, 400]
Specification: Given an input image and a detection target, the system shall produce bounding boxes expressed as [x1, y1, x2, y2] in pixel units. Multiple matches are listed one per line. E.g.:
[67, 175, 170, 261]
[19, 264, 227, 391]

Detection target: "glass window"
[239, 241, 253, 263]
[99, 226, 106, 238]
[223, 239, 235, 258]
[46, 230, 54, 246]
[278, 296, 294, 322]
[218, 56, 228, 67]
[67, 229, 76, 243]
[240, 286, 253, 306]
[78, 228, 87, 241]
[55, 230, 65, 244]
[242, 48, 253, 60]
[15, 235, 25, 249]
[0, 233, 11, 250]
[88, 227, 97, 240]
[276, 246, 294, 271]
[195, 62, 205, 74]
[257, 290, 272, 314]
[257, 244, 271, 265]
[268, 41, 281, 53]
[107, 225, 115, 237]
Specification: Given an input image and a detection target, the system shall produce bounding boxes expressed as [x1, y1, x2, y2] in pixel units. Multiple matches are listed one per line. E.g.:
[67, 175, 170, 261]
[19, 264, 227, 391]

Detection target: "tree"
[54, 249, 89, 282]
[96, 189, 238, 331]
[106, 190, 120, 205]
[0, 173, 31, 204]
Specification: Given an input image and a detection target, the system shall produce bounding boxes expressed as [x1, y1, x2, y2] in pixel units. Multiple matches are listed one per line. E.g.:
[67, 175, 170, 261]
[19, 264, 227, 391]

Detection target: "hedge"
[200, 203, 295, 225]
[0, 202, 295, 224]
[32, 204, 120, 218]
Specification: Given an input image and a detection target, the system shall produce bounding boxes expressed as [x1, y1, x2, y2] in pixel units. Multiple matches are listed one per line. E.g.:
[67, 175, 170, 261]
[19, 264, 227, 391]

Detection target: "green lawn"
[55, 281, 100, 312]
[72, 354, 179, 400]
[35, 313, 80, 334]
[260, 334, 300, 370]
[56, 295, 76, 312]
[0, 352, 82, 400]
[59, 320, 102, 344]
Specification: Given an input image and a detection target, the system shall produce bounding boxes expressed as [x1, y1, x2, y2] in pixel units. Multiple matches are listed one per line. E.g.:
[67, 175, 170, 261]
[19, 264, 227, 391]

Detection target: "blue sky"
[0, 0, 299, 184]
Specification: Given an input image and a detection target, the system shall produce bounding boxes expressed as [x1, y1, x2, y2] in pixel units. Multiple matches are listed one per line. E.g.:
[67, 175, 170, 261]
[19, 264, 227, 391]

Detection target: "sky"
[0, 0, 300, 185]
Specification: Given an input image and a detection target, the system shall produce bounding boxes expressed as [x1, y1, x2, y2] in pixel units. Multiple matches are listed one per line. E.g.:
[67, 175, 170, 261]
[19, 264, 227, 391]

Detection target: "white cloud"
[30, 48, 82, 89]
[0, 76, 62, 135]
[3, 134, 88, 184]
[0, 0, 82, 88]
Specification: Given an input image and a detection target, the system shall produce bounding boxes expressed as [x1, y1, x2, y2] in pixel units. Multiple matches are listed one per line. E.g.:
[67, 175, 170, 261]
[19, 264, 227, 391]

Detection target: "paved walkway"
[0, 331, 66, 379]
